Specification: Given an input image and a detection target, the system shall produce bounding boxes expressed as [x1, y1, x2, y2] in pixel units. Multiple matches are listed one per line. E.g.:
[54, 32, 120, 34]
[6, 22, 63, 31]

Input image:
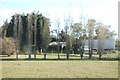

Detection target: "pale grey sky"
[0, 0, 119, 38]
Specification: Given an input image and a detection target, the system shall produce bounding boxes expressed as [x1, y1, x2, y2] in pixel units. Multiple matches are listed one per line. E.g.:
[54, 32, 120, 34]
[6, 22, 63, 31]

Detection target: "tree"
[20, 14, 28, 52]
[71, 22, 84, 58]
[41, 17, 50, 59]
[6, 16, 14, 37]
[1, 12, 50, 59]
[116, 39, 120, 50]
[72, 23, 83, 39]
[1, 20, 8, 38]
[64, 14, 73, 59]
[87, 19, 96, 59]
[55, 17, 60, 59]
[18, 15, 23, 53]
[13, 14, 19, 59]
[59, 30, 67, 42]
[37, 14, 44, 54]
[1, 38, 15, 56]
[12, 14, 23, 59]
[2, 14, 28, 53]
[96, 23, 116, 59]
[27, 13, 34, 59]
[33, 13, 37, 59]
[96, 23, 106, 59]
[58, 30, 67, 53]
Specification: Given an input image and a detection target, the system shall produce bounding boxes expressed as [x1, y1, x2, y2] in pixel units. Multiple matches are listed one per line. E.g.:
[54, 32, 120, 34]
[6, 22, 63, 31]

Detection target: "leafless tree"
[55, 17, 60, 59]
[87, 19, 96, 59]
[96, 23, 112, 59]
[64, 14, 73, 59]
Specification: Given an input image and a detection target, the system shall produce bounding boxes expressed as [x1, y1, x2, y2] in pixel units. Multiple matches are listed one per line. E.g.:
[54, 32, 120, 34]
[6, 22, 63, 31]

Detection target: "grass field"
[0, 53, 119, 78]
[1, 60, 118, 78]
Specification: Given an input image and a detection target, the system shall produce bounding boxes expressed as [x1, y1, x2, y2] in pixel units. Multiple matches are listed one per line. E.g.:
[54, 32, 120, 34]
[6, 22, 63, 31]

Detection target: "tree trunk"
[90, 37, 94, 59]
[80, 54, 83, 59]
[58, 53, 60, 59]
[44, 52, 46, 59]
[28, 36, 31, 59]
[88, 37, 91, 59]
[99, 53, 102, 59]
[34, 14, 37, 59]
[80, 47, 84, 59]
[14, 15, 19, 60]
[67, 53, 69, 59]
[16, 45, 18, 60]
[57, 43, 60, 59]
[41, 49, 43, 55]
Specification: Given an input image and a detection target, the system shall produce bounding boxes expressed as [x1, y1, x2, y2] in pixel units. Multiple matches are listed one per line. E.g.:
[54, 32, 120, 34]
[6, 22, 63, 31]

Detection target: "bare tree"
[55, 17, 60, 59]
[81, 18, 87, 59]
[87, 19, 96, 59]
[64, 14, 73, 59]
[96, 23, 111, 59]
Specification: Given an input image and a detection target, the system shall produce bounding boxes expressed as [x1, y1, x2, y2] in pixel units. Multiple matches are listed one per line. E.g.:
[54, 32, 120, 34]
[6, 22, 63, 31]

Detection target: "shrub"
[0, 37, 16, 56]
[111, 50, 116, 53]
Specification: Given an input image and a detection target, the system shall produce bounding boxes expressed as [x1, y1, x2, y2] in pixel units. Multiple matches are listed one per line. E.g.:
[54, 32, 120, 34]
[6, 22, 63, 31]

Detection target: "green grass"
[1, 60, 118, 78]
[0, 53, 119, 78]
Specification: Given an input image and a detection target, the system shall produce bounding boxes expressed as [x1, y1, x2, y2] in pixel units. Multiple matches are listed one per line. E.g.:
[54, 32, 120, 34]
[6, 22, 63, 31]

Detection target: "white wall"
[85, 39, 115, 49]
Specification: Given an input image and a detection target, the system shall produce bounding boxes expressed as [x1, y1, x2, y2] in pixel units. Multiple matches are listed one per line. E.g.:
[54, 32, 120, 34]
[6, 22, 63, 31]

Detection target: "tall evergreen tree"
[33, 13, 37, 59]
[27, 13, 34, 59]
[1, 20, 8, 38]
[42, 17, 50, 59]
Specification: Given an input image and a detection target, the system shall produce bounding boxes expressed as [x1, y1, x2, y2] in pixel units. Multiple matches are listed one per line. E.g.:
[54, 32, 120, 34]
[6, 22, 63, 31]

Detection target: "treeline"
[0, 12, 50, 59]
[50, 17, 116, 59]
[0, 11, 117, 59]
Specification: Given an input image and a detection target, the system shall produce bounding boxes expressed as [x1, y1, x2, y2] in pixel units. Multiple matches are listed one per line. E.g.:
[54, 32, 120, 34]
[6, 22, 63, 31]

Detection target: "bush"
[0, 37, 16, 56]
[111, 50, 116, 53]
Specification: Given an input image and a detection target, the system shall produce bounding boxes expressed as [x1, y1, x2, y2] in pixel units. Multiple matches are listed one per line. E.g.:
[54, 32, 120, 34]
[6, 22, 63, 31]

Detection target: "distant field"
[0, 52, 119, 78]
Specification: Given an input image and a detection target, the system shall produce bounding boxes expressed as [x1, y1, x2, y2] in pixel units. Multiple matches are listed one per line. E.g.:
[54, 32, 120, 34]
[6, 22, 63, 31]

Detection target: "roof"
[49, 42, 66, 46]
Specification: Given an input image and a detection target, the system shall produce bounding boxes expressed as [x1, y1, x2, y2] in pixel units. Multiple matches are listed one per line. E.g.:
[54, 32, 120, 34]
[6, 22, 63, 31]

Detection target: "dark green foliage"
[21, 15, 28, 51]
[111, 50, 116, 53]
[1, 12, 51, 54]
[6, 16, 14, 37]
[59, 30, 67, 42]
[116, 40, 120, 50]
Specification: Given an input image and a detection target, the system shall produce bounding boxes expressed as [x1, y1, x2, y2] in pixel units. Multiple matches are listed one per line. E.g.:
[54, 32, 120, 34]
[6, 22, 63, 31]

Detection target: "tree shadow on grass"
[0, 55, 10, 57]
[1, 57, 120, 61]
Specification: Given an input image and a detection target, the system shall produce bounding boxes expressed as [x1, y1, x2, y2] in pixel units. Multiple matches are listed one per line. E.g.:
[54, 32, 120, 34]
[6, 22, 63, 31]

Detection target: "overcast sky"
[0, 0, 119, 38]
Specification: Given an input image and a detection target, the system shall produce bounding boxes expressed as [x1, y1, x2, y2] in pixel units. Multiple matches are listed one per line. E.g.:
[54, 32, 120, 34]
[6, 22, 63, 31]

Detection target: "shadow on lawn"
[0, 57, 120, 61]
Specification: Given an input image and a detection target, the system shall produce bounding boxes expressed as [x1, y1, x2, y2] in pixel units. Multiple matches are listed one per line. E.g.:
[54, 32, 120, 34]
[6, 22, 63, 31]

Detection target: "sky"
[0, 0, 119, 38]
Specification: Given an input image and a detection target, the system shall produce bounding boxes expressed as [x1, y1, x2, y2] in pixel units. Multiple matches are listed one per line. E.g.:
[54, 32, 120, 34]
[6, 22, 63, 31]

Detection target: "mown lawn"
[0, 52, 119, 78]
[1, 60, 118, 78]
